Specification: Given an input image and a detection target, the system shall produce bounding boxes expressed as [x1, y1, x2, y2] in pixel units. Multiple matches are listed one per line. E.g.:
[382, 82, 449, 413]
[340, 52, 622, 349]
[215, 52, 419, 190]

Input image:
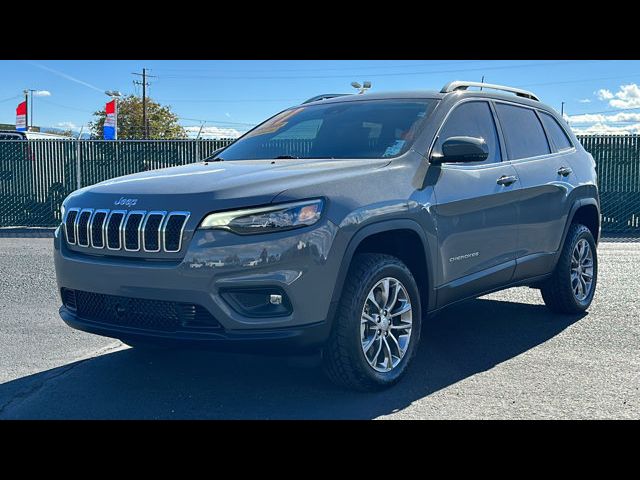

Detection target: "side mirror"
[430, 136, 489, 164]
[204, 147, 225, 161]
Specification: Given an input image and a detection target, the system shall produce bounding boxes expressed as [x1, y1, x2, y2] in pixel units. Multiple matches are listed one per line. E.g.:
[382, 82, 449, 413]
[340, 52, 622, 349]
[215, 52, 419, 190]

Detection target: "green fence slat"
[1, 136, 640, 233]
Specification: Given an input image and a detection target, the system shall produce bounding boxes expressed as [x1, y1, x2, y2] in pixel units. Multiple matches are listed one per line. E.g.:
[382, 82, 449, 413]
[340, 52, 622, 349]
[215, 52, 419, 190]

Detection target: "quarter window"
[495, 103, 550, 160]
[434, 101, 501, 164]
[539, 111, 573, 151]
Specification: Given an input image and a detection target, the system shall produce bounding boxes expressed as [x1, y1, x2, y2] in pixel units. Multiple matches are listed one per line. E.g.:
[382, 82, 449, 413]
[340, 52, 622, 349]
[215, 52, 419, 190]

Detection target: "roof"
[299, 83, 547, 110]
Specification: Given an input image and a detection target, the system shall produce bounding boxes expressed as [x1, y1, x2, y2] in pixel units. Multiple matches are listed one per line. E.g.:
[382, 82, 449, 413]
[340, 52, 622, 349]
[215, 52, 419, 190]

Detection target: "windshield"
[219, 99, 437, 160]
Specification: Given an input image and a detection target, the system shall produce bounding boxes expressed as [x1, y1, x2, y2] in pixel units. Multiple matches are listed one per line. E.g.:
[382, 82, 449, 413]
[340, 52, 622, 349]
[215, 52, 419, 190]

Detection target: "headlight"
[199, 199, 324, 235]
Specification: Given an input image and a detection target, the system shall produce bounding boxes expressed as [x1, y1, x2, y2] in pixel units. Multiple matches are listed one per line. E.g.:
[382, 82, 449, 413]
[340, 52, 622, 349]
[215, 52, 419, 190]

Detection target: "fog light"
[270, 294, 282, 305]
[221, 288, 292, 318]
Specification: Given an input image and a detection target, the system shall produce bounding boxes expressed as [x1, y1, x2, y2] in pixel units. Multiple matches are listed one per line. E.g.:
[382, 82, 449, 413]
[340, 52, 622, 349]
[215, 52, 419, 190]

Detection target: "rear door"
[494, 103, 576, 280]
[430, 100, 521, 306]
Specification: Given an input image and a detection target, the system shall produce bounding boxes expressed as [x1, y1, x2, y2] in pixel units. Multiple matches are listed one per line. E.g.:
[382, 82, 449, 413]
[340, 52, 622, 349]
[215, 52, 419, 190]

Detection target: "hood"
[65, 158, 390, 212]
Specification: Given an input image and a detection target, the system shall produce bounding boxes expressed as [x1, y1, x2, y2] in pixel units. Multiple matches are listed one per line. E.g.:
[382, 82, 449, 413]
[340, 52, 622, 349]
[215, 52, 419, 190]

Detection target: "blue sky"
[1, 60, 640, 137]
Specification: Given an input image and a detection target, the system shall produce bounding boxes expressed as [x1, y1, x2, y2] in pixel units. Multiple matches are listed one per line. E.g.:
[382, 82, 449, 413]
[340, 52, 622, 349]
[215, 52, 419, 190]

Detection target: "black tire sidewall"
[569, 228, 598, 309]
[345, 260, 422, 386]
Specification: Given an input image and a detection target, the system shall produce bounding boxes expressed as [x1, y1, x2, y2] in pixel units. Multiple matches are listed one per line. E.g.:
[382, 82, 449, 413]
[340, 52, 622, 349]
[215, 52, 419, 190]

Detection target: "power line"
[159, 98, 302, 103]
[158, 61, 577, 80]
[37, 98, 95, 114]
[177, 116, 255, 126]
[152, 60, 476, 74]
[516, 73, 640, 88]
[0, 94, 21, 104]
[565, 106, 640, 116]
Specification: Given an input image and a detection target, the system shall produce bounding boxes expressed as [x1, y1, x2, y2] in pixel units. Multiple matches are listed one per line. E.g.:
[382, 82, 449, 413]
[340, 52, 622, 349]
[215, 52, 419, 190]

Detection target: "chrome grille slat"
[142, 211, 166, 252]
[63, 209, 190, 253]
[163, 212, 190, 253]
[75, 209, 93, 247]
[90, 210, 109, 249]
[123, 211, 145, 251]
[106, 210, 126, 250]
[64, 208, 80, 244]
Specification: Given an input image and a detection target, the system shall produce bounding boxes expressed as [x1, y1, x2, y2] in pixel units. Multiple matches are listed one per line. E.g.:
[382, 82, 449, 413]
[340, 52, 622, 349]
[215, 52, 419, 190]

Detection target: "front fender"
[324, 218, 435, 328]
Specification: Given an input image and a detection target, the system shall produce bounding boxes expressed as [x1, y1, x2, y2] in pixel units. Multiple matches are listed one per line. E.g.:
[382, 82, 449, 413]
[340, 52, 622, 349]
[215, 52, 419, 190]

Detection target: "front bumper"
[54, 220, 341, 350]
[59, 306, 330, 352]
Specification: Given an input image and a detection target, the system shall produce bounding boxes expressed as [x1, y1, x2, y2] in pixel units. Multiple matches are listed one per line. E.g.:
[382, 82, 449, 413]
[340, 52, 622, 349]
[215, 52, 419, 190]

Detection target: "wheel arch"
[565, 198, 600, 245]
[328, 220, 435, 323]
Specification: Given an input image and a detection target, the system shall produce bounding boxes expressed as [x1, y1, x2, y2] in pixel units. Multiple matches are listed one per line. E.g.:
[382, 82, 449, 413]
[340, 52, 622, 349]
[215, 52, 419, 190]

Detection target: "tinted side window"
[495, 103, 551, 160]
[0, 133, 21, 140]
[435, 101, 501, 163]
[539, 112, 573, 151]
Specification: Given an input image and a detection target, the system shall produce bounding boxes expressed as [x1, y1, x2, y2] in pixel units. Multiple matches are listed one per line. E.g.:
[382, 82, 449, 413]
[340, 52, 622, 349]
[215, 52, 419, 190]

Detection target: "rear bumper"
[60, 306, 331, 352]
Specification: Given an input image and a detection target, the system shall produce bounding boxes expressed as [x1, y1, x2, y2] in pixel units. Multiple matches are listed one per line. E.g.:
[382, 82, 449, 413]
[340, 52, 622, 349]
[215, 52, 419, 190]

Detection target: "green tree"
[89, 94, 187, 139]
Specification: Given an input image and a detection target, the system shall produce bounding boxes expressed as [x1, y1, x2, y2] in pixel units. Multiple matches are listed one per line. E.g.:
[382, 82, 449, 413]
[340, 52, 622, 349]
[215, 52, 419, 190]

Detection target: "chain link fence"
[579, 135, 640, 239]
[0, 136, 639, 240]
[0, 139, 231, 228]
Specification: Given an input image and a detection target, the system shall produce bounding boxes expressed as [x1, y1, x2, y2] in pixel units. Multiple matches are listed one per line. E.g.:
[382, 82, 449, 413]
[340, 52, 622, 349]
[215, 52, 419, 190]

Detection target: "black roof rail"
[302, 93, 351, 104]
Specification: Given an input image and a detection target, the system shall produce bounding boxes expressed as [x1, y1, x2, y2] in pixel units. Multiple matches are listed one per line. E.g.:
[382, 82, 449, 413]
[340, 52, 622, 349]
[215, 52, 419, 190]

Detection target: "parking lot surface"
[0, 237, 638, 419]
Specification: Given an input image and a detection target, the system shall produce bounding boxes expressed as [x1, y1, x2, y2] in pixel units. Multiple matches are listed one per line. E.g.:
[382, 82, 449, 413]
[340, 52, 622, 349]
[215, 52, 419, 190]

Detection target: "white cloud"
[608, 84, 640, 109]
[33, 90, 51, 97]
[224, 112, 231, 118]
[596, 89, 614, 100]
[184, 125, 243, 139]
[567, 112, 640, 124]
[578, 98, 591, 103]
[56, 121, 79, 129]
[572, 122, 640, 135]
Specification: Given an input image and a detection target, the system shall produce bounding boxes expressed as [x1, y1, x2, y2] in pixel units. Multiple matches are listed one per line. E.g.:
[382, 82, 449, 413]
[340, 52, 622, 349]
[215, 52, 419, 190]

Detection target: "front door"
[430, 101, 521, 306]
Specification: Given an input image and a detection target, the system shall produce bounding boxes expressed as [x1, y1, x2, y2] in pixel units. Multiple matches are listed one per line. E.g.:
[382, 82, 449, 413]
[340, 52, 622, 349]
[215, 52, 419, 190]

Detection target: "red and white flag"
[104, 99, 116, 140]
[16, 101, 27, 131]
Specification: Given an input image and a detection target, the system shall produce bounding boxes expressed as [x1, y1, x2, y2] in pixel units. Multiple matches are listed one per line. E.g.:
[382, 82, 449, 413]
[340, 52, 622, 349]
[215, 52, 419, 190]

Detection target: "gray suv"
[54, 81, 599, 391]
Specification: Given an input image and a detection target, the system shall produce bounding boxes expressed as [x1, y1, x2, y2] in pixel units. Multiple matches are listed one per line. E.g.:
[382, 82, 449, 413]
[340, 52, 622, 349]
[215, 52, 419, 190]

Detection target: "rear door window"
[495, 103, 551, 160]
[434, 101, 502, 164]
[539, 111, 573, 152]
[0, 133, 21, 140]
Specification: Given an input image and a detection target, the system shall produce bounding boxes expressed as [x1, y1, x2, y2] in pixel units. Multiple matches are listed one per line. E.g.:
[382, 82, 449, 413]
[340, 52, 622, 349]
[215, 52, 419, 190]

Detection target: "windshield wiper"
[274, 155, 299, 159]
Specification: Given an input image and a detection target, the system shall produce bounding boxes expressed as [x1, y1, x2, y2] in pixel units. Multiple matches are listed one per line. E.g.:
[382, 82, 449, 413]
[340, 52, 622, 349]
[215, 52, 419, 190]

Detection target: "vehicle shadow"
[0, 297, 582, 419]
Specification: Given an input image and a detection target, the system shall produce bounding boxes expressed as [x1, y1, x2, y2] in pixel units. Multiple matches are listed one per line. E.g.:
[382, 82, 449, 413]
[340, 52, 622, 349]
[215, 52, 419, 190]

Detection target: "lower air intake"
[61, 288, 222, 332]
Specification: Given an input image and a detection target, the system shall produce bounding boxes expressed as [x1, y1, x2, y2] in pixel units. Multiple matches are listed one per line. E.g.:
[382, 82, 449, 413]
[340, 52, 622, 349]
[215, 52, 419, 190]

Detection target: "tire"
[541, 223, 598, 314]
[322, 253, 422, 392]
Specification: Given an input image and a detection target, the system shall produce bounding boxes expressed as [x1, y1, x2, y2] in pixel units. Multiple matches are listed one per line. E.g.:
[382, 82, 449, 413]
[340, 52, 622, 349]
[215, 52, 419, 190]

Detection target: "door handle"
[497, 175, 518, 186]
[557, 166, 572, 177]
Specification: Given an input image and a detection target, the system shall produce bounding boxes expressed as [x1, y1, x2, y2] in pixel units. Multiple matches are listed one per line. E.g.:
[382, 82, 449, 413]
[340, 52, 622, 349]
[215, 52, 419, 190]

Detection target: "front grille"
[91, 211, 107, 248]
[76, 210, 92, 246]
[62, 208, 190, 254]
[164, 213, 189, 252]
[61, 288, 222, 332]
[107, 212, 125, 249]
[124, 212, 144, 251]
[64, 210, 78, 244]
[143, 213, 164, 251]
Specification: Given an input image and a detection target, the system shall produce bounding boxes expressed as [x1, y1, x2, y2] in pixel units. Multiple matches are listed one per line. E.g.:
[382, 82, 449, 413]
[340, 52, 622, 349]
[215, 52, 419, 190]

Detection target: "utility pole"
[561, 101, 565, 117]
[133, 68, 156, 139]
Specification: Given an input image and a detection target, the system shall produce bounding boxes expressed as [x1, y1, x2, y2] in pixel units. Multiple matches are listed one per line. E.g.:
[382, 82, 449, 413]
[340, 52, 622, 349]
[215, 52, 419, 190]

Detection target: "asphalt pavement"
[0, 237, 638, 419]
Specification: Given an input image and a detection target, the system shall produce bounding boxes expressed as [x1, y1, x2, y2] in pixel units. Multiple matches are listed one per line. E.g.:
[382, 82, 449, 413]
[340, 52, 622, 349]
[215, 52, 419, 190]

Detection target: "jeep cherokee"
[54, 81, 600, 391]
